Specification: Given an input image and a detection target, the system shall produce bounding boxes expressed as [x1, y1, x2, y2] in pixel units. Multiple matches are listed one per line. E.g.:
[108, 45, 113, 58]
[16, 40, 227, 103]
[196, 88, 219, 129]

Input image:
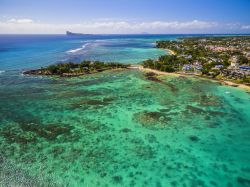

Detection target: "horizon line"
[1, 33, 250, 35]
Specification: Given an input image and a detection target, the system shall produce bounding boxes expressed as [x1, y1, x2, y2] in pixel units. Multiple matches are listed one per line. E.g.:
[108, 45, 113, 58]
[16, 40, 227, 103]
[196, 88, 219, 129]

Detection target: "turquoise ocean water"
[0, 34, 250, 187]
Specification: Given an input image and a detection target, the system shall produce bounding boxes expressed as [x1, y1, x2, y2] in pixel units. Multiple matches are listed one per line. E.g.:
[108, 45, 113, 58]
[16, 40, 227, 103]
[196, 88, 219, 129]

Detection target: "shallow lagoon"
[0, 69, 250, 187]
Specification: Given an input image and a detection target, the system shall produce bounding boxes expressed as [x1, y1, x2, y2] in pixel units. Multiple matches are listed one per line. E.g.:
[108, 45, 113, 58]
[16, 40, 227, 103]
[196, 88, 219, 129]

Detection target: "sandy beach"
[220, 81, 250, 91]
[136, 66, 250, 91]
[138, 66, 180, 77]
[165, 49, 176, 55]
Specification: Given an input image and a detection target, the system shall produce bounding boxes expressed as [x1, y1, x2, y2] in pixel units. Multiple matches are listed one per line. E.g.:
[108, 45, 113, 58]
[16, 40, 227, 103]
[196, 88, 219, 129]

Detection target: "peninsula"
[23, 61, 129, 77]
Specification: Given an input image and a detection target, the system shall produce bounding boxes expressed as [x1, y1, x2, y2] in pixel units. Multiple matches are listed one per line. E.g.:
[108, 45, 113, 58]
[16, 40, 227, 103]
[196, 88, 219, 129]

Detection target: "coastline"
[165, 49, 176, 55]
[220, 80, 250, 91]
[137, 66, 180, 77]
[138, 66, 250, 91]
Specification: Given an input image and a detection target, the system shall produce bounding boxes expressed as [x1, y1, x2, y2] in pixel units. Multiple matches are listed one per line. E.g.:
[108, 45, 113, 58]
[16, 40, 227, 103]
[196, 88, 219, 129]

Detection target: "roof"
[239, 66, 250, 70]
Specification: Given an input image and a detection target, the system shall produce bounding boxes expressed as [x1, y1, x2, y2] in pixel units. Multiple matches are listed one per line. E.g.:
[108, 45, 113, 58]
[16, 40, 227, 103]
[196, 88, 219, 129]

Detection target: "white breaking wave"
[0, 70, 5, 74]
[67, 47, 83, 53]
[66, 43, 89, 54]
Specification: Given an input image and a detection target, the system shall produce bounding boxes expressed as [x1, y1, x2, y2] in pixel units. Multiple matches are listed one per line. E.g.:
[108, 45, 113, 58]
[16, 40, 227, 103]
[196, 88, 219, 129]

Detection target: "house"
[229, 56, 239, 68]
[239, 66, 250, 71]
[192, 61, 203, 71]
[195, 65, 203, 71]
[193, 61, 202, 66]
[246, 52, 250, 60]
[178, 54, 193, 59]
[183, 65, 192, 71]
[214, 65, 224, 69]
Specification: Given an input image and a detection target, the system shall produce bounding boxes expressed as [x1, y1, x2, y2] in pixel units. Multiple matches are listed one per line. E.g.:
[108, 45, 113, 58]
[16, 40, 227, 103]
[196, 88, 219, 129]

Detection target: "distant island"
[66, 31, 92, 36]
[24, 61, 129, 77]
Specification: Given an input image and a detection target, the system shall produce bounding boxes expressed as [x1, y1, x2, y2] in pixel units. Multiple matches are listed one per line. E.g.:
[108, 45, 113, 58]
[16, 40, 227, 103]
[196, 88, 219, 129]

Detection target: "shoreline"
[137, 66, 180, 77]
[220, 80, 250, 91]
[138, 66, 250, 91]
[165, 49, 176, 55]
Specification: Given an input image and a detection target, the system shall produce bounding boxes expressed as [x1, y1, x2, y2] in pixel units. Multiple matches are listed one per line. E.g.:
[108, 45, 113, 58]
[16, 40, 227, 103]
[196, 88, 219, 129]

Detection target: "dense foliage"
[143, 36, 250, 83]
[25, 61, 129, 76]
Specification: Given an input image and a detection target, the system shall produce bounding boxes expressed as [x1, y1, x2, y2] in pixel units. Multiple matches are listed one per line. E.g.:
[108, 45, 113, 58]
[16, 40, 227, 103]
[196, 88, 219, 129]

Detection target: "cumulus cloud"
[0, 18, 248, 34]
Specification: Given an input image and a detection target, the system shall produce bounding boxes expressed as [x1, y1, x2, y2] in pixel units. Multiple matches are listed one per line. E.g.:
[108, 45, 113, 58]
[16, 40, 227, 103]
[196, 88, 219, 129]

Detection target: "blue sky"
[0, 0, 250, 34]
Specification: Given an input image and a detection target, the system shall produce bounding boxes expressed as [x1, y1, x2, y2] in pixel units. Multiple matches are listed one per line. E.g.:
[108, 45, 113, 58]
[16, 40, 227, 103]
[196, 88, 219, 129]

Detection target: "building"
[214, 65, 224, 69]
[239, 66, 250, 71]
[193, 61, 202, 66]
[246, 52, 250, 60]
[195, 65, 203, 71]
[229, 56, 239, 68]
[183, 65, 192, 71]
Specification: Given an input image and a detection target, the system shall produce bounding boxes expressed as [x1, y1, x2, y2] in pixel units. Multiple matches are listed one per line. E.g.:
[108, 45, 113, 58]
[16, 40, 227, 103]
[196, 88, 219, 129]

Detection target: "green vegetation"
[24, 61, 129, 77]
[142, 36, 250, 84]
[142, 58, 176, 72]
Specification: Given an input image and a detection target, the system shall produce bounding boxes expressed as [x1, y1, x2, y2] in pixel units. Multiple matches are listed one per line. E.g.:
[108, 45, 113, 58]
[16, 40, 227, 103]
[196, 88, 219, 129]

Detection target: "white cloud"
[241, 25, 250, 29]
[134, 20, 217, 30]
[0, 18, 248, 34]
[7, 18, 33, 24]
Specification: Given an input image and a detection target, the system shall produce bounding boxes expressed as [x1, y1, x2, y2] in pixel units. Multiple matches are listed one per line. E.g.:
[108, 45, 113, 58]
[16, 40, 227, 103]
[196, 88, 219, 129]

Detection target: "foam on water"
[66, 43, 90, 54]
[66, 47, 84, 53]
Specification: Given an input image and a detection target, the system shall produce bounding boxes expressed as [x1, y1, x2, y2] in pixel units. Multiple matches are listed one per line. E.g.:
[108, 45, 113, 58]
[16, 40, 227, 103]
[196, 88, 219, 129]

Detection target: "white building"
[229, 56, 239, 68]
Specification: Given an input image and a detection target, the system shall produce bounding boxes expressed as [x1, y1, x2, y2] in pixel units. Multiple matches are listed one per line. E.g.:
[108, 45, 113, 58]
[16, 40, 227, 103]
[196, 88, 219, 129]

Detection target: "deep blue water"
[1, 34, 245, 71]
[0, 34, 165, 70]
